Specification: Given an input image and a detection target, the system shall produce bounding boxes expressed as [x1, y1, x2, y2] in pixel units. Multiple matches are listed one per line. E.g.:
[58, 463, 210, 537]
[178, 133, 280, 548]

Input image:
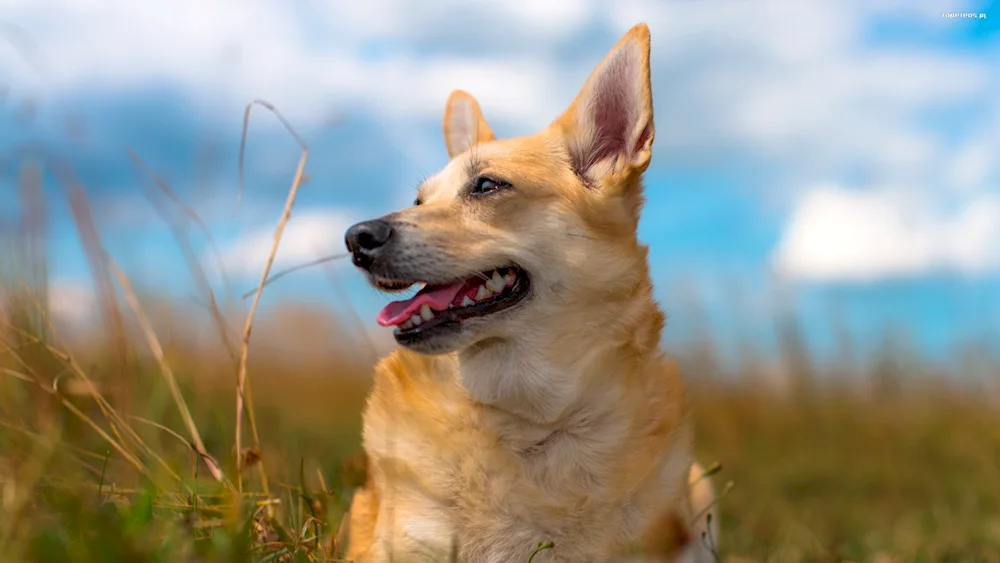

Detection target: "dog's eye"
[413, 198, 422, 206]
[471, 176, 510, 196]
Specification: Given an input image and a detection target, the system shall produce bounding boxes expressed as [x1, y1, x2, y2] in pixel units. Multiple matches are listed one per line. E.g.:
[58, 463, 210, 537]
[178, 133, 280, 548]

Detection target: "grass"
[692, 383, 1000, 561]
[1, 100, 999, 563]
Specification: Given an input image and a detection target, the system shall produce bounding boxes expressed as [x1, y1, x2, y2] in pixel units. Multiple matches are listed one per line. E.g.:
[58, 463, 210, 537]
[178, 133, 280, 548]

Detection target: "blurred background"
[1, 1, 998, 562]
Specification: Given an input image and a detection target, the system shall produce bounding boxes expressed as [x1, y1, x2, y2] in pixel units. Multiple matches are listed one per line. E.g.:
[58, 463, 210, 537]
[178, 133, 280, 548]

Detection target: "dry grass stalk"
[234, 99, 310, 505]
[0, 339, 146, 475]
[240, 252, 349, 300]
[0, 421, 59, 549]
[108, 259, 228, 486]
[0, 420, 116, 467]
[0, 314, 190, 489]
[127, 149, 239, 360]
[3, 251, 181, 481]
[65, 183, 131, 410]
[2, 298, 144, 467]
[35, 164, 196, 484]
[15, 160, 47, 332]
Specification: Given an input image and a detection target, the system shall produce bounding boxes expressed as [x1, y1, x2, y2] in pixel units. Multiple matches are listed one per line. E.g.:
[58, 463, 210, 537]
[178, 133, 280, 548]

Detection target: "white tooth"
[420, 304, 434, 321]
[401, 320, 413, 330]
[505, 273, 514, 286]
[410, 314, 423, 326]
[475, 285, 492, 301]
[491, 271, 504, 291]
[460, 296, 475, 307]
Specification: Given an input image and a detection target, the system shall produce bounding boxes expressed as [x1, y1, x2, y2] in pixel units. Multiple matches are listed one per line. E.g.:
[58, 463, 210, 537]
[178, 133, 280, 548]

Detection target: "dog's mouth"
[374, 265, 531, 337]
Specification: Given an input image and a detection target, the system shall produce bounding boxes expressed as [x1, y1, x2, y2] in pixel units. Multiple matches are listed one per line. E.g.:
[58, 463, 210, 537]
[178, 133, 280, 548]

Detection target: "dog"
[340, 23, 718, 563]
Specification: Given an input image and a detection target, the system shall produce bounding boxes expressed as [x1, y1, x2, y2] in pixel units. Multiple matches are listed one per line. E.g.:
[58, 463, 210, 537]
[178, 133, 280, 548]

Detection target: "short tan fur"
[341, 23, 719, 563]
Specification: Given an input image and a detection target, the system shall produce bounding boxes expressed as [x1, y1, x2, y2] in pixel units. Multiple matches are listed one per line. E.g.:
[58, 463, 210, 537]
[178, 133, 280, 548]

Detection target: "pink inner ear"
[633, 122, 652, 155]
[576, 47, 637, 174]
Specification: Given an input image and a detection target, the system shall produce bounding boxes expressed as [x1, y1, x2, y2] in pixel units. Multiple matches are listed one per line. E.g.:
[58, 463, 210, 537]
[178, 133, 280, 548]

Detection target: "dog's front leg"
[339, 484, 380, 562]
[354, 495, 458, 563]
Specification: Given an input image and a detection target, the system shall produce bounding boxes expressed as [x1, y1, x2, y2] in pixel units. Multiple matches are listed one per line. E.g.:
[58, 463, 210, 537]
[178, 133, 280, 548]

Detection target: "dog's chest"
[362, 352, 688, 562]
[437, 420, 656, 562]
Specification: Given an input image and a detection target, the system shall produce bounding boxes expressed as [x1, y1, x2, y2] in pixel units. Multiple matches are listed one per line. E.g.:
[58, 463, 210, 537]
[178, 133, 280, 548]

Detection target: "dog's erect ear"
[555, 24, 654, 187]
[443, 90, 496, 159]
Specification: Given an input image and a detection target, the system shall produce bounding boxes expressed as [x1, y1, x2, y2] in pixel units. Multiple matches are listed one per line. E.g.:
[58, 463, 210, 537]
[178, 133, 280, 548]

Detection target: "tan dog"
[341, 23, 718, 563]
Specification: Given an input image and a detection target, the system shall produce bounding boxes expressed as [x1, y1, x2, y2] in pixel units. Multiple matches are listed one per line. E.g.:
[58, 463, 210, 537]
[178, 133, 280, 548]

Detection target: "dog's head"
[345, 24, 656, 355]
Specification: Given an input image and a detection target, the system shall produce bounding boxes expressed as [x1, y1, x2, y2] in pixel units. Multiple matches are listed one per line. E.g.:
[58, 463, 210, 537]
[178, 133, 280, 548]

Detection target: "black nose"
[344, 219, 393, 269]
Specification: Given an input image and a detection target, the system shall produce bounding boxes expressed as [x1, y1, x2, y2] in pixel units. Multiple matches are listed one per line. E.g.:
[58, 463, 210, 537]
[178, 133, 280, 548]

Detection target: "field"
[2, 134, 1000, 563]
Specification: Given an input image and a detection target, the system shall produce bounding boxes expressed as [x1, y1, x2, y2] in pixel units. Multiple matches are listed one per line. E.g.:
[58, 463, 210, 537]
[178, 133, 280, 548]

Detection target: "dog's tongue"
[376, 281, 466, 327]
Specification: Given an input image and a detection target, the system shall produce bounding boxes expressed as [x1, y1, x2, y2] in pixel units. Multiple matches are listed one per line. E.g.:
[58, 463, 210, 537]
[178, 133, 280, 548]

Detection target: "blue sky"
[1, 0, 997, 369]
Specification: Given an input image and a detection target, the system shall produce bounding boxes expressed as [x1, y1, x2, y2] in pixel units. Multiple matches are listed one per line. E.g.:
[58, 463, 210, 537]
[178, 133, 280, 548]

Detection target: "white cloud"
[215, 208, 359, 279]
[772, 185, 1000, 282]
[943, 107, 1000, 194]
[946, 141, 994, 193]
[607, 0, 992, 184]
[47, 279, 96, 324]
[3, 0, 992, 160]
[3, 0, 997, 286]
[603, 0, 998, 283]
[0, 0, 578, 130]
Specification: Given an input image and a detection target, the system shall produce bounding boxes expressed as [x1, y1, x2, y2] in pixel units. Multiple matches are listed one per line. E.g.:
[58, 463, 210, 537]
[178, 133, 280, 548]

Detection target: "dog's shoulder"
[370, 348, 452, 396]
[368, 349, 459, 409]
[626, 351, 687, 425]
[362, 348, 472, 465]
